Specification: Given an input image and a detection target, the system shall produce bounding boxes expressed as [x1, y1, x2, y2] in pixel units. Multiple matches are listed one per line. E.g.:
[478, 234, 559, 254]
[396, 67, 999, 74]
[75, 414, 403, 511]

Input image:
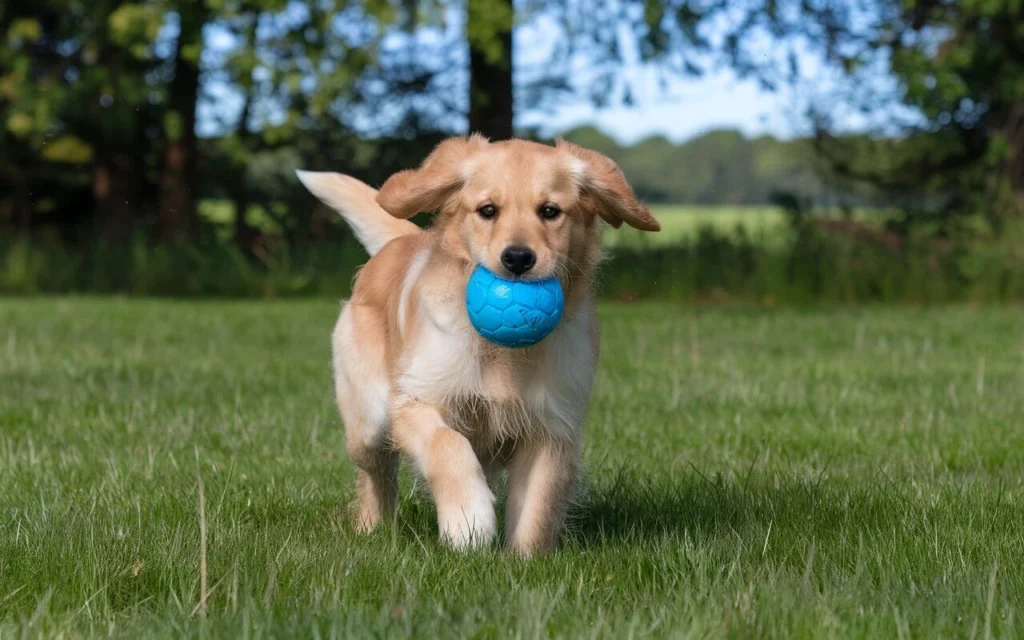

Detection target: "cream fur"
[299, 137, 657, 555]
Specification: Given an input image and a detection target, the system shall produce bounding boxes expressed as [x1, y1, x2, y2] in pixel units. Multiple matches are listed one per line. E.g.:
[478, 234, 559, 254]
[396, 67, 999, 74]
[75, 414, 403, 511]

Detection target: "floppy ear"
[556, 139, 660, 232]
[375, 134, 490, 218]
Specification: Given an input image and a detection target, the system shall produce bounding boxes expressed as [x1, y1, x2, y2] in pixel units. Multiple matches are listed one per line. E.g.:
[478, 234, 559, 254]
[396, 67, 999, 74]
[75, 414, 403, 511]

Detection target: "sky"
[520, 70, 804, 145]
[197, 4, 891, 146]
[200, 63, 805, 145]
[512, 9, 810, 144]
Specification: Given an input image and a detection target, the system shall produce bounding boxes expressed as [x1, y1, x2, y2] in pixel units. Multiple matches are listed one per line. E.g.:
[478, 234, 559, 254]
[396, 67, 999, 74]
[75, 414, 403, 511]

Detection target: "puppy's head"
[376, 134, 659, 281]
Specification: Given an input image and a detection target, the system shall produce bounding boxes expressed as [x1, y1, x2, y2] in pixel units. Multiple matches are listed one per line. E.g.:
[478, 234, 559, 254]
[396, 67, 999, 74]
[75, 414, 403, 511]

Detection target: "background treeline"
[3, 119, 879, 243]
[561, 127, 879, 207]
[2, 0, 1021, 302]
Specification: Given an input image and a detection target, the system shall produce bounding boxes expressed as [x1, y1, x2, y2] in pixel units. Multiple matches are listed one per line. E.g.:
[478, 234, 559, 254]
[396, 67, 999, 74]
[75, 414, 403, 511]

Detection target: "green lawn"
[2, 300, 1023, 637]
[200, 199, 875, 251]
[606, 205, 788, 248]
[200, 199, 793, 249]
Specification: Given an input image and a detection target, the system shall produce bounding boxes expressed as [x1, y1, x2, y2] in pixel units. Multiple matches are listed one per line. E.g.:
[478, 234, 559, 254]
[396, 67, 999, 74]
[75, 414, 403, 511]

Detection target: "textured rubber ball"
[466, 264, 565, 348]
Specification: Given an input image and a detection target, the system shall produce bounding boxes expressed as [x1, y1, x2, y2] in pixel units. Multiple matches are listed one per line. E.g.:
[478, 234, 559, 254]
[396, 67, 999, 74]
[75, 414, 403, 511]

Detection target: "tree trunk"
[232, 17, 258, 255]
[94, 155, 142, 240]
[1005, 105, 1024, 215]
[158, 1, 208, 244]
[467, 0, 514, 140]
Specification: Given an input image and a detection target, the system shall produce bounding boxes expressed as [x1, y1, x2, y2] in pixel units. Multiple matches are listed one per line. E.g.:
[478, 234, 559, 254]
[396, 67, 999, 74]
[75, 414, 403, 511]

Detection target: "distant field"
[2, 300, 1023, 637]
[606, 205, 789, 247]
[200, 200, 792, 248]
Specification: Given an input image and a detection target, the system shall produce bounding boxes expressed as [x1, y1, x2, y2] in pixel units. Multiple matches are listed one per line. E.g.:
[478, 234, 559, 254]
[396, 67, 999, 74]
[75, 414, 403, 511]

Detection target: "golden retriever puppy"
[297, 135, 659, 555]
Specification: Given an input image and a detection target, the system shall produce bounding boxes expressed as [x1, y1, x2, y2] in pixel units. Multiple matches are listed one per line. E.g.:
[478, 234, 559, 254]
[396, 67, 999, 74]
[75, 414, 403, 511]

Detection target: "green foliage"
[107, 2, 164, 54]
[1, 0, 1017, 262]
[4, 213, 1024, 303]
[1, 300, 1023, 636]
[163, 111, 185, 143]
[1, 0, 172, 235]
[5, 18, 42, 45]
[467, 0, 514, 66]
[39, 136, 94, 164]
[0, 0, 390, 241]
[559, 127, 877, 207]
[749, 0, 1024, 224]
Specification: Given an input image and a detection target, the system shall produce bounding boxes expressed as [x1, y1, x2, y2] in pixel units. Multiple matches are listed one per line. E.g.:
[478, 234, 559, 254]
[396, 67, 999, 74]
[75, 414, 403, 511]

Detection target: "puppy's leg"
[338, 387, 397, 533]
[392, 398, 496, 549]
[348, 445, 399, 533]
[334, 303, 396, 532]
[505, 436, 580, 556]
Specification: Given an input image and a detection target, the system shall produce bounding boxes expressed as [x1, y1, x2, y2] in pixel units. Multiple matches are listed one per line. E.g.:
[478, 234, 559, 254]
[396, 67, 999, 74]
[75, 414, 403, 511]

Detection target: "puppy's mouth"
[501, 270, 551, 282]
[482, 261, 556, 282]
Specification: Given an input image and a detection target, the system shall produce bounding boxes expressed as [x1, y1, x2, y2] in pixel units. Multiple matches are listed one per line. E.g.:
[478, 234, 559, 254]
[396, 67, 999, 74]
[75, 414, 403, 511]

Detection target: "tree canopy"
[2, 0, 1019, 250]
[731, 0, 1024, 227]
[1, 0, 730, 246]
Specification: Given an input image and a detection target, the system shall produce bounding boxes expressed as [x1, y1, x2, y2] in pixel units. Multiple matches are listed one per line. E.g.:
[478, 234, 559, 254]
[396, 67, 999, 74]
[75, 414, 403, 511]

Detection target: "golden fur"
[297, 136, 659, 555]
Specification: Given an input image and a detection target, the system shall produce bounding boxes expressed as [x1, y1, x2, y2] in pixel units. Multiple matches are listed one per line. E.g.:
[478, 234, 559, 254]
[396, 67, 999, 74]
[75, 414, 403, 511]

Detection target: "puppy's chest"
[397, 285, 596, 440]
[400, 312, 541, 406]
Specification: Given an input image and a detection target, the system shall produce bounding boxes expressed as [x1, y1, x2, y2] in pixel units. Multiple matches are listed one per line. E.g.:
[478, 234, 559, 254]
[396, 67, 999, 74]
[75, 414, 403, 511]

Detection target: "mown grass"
[7, 225, 1024, 304]
[8, 203, 1024, 303]
[1, 300, 1023, 638]
[606, 205, 788, 248]
[200, 200, 793, 249]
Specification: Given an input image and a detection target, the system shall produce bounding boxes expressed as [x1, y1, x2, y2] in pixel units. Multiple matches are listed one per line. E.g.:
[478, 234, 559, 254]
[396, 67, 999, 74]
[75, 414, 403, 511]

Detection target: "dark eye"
[478, 204, 497, 219]
[540, 204, 561, 220]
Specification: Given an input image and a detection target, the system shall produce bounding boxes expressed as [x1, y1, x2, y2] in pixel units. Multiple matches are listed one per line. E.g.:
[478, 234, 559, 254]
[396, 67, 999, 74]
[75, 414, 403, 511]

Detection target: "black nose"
[500, 246, 536, 275]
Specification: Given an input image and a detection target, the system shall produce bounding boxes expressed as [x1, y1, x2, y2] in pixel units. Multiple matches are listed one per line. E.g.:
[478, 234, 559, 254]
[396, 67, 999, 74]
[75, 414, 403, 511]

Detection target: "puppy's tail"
[295, 171, 420, 256]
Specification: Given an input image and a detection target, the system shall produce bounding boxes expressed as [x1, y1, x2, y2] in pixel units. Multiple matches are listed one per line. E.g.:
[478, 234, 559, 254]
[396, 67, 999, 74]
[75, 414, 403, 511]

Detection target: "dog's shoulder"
[350, 232, 431, 309]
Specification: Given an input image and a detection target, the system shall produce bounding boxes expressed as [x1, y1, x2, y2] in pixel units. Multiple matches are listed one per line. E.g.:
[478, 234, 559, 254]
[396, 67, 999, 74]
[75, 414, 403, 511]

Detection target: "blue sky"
[521, 69, 804, 144]
[512, 9, 811, 144]
[200, 60, 804, 144]
[198, 4, 908, 145]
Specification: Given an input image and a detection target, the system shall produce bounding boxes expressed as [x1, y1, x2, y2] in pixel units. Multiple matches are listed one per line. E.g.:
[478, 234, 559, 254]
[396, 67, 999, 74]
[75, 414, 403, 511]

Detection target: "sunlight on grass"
[202, 198, 793, 249]
[604, 205, 789, 248]
[1, 300, 1022, 637]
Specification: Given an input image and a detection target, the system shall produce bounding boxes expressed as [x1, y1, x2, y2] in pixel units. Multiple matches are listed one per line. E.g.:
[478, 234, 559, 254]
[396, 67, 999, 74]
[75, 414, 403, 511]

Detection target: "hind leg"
[333, 303, 396, 532]
[350, 448, 399, 532]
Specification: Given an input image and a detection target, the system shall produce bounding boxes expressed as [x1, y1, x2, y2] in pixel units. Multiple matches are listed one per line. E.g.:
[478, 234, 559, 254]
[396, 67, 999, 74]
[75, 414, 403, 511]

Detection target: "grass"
[606, 205, 903, 249]
[10, 204, 1024, 303]
[606, 205, 789, 248]
[2, 299, 1023, 638]
[198, 199, 793, 249]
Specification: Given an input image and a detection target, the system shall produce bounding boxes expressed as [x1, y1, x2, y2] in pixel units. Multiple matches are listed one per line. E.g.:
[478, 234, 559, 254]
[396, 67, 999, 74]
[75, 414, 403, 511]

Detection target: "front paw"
[437, 486, 497, 550]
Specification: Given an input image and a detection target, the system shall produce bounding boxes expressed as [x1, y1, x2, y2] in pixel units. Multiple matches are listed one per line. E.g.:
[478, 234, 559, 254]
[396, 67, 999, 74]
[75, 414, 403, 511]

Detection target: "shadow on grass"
[338, 463, 1020, 553]
[365, 464, 906, 549]
[563, 465, 904, 547]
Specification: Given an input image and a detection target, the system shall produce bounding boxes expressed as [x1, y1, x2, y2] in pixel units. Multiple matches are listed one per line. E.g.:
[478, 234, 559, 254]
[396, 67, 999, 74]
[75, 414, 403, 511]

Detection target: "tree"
[1, 0, 165, 238]
[356, 0, 718, 141]
[158, 0, 210, 243]
[1, 0, 387, 244]
[468, 0, 513, 139]
[728, 0, 1024, 228]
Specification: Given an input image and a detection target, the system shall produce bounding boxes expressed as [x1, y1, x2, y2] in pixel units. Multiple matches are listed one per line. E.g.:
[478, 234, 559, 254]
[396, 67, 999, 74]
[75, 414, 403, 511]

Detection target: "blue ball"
[466, 265, 565, 348]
